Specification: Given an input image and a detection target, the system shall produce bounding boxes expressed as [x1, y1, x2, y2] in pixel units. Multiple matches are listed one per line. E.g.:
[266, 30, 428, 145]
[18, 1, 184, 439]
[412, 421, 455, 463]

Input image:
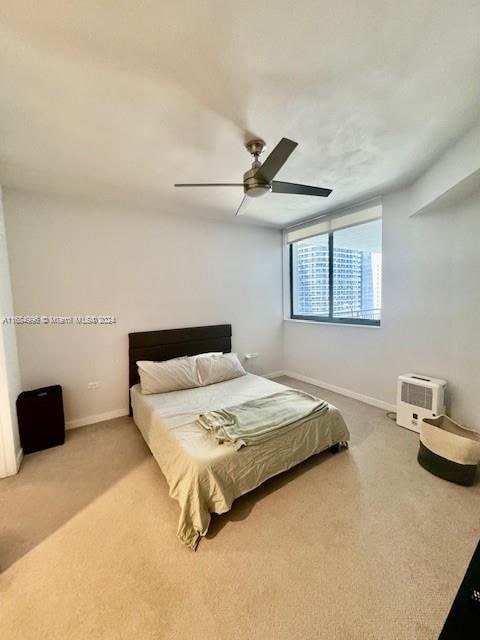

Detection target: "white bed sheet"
[131, 373, 349, 549]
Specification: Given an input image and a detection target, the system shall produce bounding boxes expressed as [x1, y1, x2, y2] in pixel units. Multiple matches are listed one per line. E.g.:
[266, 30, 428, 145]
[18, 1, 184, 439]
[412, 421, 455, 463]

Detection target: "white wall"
[409, 118, 480, 216]
[3, 189, 283, 425]
[284, 186, 480, 430]
[0, 187, 22, 476]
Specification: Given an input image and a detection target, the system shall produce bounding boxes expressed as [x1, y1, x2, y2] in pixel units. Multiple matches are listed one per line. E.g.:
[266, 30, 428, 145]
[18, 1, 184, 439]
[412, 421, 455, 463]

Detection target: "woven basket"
[418, 415, 480, 486]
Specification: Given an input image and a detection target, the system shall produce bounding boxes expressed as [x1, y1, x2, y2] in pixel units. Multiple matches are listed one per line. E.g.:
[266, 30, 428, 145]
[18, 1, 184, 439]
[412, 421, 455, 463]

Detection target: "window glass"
[291, 233, 329, 317]
[290, 218, 382, 325]
[333, 219, 382, 322]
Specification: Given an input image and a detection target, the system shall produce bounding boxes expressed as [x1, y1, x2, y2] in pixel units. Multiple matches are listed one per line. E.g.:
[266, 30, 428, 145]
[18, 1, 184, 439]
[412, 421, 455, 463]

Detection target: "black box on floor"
[17, 385, 65, 454]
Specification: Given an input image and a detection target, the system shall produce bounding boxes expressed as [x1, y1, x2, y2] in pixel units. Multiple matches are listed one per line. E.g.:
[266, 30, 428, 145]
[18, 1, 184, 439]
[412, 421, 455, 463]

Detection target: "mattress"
[131, 373, 349, 549]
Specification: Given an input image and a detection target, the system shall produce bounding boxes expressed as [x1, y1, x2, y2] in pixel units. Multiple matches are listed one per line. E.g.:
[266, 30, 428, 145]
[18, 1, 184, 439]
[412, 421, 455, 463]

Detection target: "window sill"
[284, 318, 381, 329]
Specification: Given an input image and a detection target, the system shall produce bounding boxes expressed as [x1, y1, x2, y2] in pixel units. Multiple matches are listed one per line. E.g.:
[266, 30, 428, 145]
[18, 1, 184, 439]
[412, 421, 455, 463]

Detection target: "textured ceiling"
[1, 1, 479, 227]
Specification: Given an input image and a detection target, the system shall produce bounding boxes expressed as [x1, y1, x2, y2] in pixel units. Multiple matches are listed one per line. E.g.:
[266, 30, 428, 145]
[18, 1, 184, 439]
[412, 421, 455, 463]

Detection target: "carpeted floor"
[1, 376, 479, 640]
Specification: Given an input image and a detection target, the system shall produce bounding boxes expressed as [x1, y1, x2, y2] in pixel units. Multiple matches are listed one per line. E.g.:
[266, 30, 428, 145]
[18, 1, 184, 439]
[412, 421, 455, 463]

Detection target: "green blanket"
[197, 389, 329, 448]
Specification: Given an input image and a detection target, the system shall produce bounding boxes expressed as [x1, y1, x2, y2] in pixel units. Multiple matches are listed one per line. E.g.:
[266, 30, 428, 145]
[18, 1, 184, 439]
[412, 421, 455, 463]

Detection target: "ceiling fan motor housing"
[243, 166, 272, 197]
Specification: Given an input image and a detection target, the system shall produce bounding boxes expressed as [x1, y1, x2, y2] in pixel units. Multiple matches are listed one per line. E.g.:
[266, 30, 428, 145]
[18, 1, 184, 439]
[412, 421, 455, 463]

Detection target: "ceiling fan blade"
[272, 181, 332, 197]
[234, 195, 250, 216]
[174, 183, 244, 187]
[254, 138, 298, 183]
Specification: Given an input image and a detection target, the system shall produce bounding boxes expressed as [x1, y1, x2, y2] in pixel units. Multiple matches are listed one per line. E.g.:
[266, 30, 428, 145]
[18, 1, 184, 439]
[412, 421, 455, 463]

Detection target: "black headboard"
[128, 323, 232, 392]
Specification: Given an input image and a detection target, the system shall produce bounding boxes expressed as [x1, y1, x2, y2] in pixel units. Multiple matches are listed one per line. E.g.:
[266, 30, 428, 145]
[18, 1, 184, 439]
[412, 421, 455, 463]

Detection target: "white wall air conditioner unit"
[396, 374, 447, 433]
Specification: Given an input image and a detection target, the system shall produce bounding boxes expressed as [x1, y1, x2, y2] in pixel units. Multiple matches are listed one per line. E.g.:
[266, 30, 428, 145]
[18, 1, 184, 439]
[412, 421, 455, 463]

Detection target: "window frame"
[289, 227, 381, 327]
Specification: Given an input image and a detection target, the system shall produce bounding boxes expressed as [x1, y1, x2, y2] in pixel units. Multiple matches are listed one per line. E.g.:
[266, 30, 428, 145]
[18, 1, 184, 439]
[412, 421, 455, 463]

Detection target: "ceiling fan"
[174, 137, 332, 216]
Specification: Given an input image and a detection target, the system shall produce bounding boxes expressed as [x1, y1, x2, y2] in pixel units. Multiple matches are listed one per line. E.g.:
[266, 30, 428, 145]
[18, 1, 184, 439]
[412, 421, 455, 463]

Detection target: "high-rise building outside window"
[290, 218, 382, 325]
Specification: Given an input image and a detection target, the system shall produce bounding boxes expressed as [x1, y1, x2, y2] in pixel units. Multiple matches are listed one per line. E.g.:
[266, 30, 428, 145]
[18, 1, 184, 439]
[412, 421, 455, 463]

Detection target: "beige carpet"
[1, 376, 479, 640]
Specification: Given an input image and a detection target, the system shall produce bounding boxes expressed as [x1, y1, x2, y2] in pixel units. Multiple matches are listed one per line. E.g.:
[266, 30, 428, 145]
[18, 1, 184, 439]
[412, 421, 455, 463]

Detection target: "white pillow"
[191, 351, 222, 361]
[196, 353, 246, 387]
[137, 357, 200, 394]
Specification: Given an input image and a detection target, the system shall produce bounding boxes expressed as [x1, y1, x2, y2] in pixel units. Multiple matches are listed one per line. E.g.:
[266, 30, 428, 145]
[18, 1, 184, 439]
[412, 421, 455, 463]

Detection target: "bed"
[129, 325, 350, 549]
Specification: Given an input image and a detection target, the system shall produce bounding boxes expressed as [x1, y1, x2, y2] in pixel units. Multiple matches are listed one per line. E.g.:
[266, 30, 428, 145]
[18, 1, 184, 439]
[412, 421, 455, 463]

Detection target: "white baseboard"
[66, 408, 129, 430]
[276, 370, 396, 412]
[0, 447, 23, 478]
[16, 447, 23, 471]
[263, 370, 287, 379]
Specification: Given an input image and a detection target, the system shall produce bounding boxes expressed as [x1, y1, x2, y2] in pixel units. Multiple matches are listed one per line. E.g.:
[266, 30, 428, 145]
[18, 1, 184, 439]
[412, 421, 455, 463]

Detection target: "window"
[289, 212, 382, 326]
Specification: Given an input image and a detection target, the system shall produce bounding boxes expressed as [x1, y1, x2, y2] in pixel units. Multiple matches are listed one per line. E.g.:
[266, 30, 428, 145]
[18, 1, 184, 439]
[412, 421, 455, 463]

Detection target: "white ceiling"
[1, 1, 479, 227]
